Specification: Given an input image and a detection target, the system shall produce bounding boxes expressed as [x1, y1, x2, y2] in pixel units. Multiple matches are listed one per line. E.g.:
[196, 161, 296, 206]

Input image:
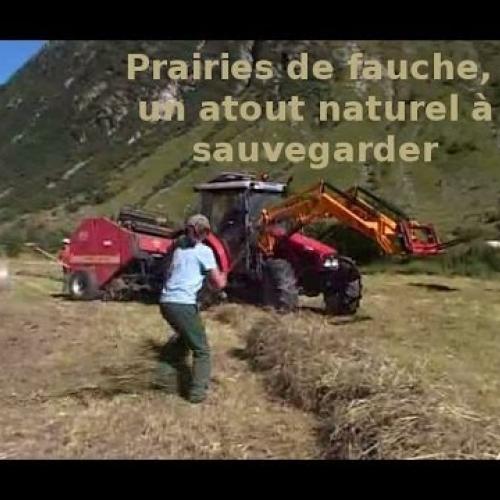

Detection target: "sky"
[0, 40, 46, 84]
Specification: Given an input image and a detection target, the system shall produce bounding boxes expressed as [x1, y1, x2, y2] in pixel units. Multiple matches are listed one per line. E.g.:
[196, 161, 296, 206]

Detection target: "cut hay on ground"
[245, 314, 500, 459]
[0, 293, 318, 458]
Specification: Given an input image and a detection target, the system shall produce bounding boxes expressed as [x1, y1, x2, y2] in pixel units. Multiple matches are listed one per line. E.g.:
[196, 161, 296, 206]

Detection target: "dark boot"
[189, 349, 211, 403]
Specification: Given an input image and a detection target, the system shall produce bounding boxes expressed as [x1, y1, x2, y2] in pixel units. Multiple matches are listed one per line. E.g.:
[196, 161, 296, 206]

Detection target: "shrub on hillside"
[1, 229, 26, 257]
[441, 242, 500, 276]
[364, 242, 500, 278]
[25, 226, 69, 253]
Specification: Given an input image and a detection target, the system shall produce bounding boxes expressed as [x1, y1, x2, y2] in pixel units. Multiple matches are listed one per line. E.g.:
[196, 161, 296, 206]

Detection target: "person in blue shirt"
[156, 214, 227, 404]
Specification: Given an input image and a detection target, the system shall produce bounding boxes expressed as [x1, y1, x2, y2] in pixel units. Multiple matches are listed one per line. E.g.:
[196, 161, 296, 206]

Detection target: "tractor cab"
[194, 172, 288, 260]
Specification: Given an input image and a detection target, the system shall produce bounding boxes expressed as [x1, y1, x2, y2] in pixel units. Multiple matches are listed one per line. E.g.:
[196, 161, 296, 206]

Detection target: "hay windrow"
[209, 303, 247, 328]
[245, 314, 500, 459]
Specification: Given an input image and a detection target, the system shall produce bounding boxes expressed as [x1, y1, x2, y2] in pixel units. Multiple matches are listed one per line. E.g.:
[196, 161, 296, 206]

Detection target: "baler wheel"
[262, 259, 299, 313]
[68, 271, 100, 301]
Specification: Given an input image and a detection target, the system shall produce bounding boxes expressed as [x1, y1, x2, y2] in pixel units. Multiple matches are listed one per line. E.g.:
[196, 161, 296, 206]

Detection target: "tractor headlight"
[323, 256, 339, 269]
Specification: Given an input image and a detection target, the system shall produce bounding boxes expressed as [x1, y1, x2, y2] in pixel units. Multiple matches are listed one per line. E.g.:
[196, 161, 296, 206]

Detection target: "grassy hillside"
[1, 40, 500, 249]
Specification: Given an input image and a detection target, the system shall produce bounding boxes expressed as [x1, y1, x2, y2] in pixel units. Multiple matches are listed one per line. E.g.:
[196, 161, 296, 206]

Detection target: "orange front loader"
[258, 180, 446, 258]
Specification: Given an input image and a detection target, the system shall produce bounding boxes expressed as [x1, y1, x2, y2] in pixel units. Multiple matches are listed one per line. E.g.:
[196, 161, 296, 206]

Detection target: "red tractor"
[194, 172, 362, 315]
[194, 171, 444, 314]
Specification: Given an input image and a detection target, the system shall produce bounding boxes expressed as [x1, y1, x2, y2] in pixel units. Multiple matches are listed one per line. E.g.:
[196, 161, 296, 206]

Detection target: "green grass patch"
[363, 242, 500, 278]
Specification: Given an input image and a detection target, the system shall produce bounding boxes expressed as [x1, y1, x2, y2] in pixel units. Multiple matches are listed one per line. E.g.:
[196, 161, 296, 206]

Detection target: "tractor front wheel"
[323, 257, 362, 316]
[68, 271, 100, 301]
[324, 284, 361, 316]
[262, 259, 299, 313]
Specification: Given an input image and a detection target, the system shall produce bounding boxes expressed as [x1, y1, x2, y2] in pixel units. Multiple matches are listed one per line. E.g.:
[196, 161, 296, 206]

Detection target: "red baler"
[59, 207, 230, 301]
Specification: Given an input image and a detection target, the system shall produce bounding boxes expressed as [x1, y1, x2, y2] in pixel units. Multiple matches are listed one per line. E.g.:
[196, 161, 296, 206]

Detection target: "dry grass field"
[1, 257, 500, 458]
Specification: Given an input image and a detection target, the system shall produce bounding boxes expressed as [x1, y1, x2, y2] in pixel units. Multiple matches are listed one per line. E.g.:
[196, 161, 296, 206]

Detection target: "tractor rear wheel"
[262, 259, 299, 313]
[68, 270, 100, 301]
[324, 257, 362, 316]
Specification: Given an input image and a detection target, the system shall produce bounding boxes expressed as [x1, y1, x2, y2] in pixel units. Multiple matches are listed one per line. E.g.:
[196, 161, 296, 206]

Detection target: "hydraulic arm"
[258, 180, 446, 257]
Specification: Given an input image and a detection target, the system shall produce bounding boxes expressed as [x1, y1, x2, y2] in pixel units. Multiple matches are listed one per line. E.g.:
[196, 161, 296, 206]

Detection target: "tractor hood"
[269, 225, 338, 260]
[287, 232, 338, 259]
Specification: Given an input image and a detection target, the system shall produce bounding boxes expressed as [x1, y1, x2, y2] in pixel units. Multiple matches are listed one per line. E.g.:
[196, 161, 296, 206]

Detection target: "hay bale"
[246, 314, 500, 459]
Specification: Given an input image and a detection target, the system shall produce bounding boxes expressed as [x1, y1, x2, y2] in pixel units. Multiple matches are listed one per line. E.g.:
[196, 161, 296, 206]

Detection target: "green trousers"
[158, 302, 211, 402]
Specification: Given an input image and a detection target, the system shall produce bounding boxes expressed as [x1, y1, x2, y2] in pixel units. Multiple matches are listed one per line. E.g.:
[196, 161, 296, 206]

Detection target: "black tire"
[262, 259, 299, 313]
[68, 270, 100, 301]
[324, 257, 362, 316]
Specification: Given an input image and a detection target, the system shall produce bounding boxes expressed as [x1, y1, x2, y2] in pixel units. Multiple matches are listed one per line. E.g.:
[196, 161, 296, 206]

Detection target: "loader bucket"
[399, 221, 444, 256]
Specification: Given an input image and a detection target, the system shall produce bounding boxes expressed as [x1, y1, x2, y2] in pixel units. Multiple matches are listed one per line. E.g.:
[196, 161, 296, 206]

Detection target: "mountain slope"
[1, 40, 500, 242]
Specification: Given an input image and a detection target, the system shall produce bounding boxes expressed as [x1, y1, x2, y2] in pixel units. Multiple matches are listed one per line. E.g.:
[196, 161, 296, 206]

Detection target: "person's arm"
[200, 246, 227, 291]
[162, 243, 177, 282]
